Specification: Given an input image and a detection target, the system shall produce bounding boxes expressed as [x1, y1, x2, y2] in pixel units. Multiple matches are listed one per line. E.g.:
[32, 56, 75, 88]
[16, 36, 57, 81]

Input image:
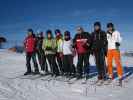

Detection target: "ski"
[18, 75, 41, 80]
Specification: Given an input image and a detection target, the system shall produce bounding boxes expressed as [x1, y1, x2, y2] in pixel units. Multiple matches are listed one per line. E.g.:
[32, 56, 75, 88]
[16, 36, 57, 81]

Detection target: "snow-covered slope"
[0, 49, 133, 100]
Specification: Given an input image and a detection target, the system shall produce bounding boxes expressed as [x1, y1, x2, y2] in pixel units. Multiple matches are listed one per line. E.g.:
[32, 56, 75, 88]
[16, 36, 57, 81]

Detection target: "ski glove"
[45, 47, 53, 50]
[116, 42, 120, 47]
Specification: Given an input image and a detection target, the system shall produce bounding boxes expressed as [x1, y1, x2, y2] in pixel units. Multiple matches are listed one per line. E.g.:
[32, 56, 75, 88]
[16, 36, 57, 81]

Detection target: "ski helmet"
[76, 26, 84, 34]
[64, 31, 71, 40]
[94, 22, 101, 27]
[46, 29, 53, 38]
[27, 29, 33, 34]
[55, 29, 61, 36]
[46, 30, 52, 34]
[64, 31, 70, 37]
[107, 23, 114, 28]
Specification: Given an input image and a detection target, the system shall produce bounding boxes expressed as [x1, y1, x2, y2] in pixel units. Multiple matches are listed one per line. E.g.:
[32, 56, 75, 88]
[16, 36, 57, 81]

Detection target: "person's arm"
[34, 38, 37, 51]
[103, 31, 108, 47]
[60, 39, 63, 52]
[42, 39, 46, 51]
[58, 39, 63, 53]
[73, 34, 77, 48]
[70, 39, 76, 57]
[86, 32, 92, 47]
[91, 32, 95, 49]
[52, 39, 57, 51]
[115, 31, 122, 47]
[103, 31, 108, 56]
[23, 39, 26, 48]
[23, 38, 27, 51]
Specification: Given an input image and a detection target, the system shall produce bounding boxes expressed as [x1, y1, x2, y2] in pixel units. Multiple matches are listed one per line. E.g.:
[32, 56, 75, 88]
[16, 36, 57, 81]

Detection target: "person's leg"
[67, 55, 73, 76]
[63, 55, 67, 75]
[107, 50, 113, 79]
[24, 53, 32, 75]
[56, 53, 63, 74]
[43, 55, 48, 73]
[77, 54, 84, 78]
[46, 55, 53, 75]
[39, 50, 46, 71]
[114, 50, 123, 79]
[32, 52, 39, 73]
[83, 53, 90, 77]
[26, 53, 32, 72]
[99, 49, 107, 80]
[94, 52, 102, 80]
[37, 51, 41, 67]
[51, 54, 59, 76]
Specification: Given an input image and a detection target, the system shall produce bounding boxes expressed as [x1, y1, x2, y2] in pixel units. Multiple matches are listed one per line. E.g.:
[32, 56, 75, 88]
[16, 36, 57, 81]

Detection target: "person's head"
[27, 29, 33, 36]
[37, 32, 43, 38]
[94, 22, 101, 31]
[55, 29, 61, 36]
[64, 31, 71, 41]
[76, 26, 84, 34]
[46, 30, 52, 39]
[55, 29, 62, 39]
[107, 23, 114, 32]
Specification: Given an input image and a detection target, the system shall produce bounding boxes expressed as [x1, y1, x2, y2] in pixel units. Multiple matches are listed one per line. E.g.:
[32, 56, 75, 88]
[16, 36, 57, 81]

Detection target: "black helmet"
[27, 28, 33, 34]
[107, 23, 114, 28]
[55, 29, 61, 34]
[64, 31, 70, 36]
[94, 22, 101, 27]
[46, 30, 52, 34]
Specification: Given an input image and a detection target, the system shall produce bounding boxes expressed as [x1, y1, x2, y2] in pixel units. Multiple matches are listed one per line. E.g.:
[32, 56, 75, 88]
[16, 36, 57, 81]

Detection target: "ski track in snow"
[0, 49, 133, 100]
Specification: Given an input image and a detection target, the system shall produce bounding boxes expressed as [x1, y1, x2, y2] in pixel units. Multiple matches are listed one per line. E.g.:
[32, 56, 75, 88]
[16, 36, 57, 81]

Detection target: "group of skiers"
[23, 22, 123, 85]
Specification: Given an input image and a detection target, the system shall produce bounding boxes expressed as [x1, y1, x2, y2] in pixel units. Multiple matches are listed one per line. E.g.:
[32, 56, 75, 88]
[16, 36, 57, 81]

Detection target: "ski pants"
[77, 53, 90, 76]
[94, 49, 106, 80]
[56, 53, 64, 74]
[26, 52, 39, 72]
[107, 49, 123, 79]
[46, 54, 59, 75]
[63, 55, 75, 75]
[36, 50, 47, 71]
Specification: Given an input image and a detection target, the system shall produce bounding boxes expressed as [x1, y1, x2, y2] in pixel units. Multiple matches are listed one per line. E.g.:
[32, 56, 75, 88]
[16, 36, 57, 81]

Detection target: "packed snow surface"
[0, 49, 133, 100]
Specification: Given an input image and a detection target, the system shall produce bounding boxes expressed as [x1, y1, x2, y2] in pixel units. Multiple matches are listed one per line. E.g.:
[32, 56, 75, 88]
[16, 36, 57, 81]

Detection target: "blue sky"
[0, 0, 133, 50]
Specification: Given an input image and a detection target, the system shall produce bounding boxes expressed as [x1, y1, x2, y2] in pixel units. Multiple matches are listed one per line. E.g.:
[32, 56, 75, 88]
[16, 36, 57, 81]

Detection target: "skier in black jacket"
[91, 22, 108, 84]
[36, 32, 47, 75]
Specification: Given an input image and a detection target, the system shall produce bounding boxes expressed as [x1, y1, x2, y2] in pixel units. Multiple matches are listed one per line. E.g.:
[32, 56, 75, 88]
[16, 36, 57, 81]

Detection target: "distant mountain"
[123, 51, 133, 57]
[9, 45, 24, 53]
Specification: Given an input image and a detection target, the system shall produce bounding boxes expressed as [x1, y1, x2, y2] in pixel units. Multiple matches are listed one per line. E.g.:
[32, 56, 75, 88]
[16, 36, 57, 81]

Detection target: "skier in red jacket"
[73, 27, 92, 79]
[24, 29, 39, 75]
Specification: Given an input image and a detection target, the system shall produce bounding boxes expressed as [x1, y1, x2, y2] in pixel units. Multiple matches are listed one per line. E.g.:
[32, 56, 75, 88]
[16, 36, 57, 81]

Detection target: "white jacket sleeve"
[114, 31, 122, 43]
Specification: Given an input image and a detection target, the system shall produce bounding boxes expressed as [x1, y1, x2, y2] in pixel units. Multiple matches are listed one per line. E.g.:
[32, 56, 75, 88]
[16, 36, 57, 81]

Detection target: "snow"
[0, 49, 133, 100]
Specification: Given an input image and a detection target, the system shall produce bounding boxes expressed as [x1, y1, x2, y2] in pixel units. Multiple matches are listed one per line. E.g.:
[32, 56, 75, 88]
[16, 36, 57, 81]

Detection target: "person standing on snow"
[62, 31, 75, 77]
[36, 31, 47, 75]
[24, 29, 39, 75]
[42, 30, 59, 77]
[106, 23, 123, 86]
[73, 27, 92, 79]
[55, 29, 64, 75]
[91, 22, 108, 84]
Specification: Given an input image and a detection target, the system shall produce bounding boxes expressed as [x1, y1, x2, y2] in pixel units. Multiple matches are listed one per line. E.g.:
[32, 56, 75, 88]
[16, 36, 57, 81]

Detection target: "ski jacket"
[42, 38, 57, 55]
[73, 32, 91, 54]
[107, 30, 122, 50]
[62, 39, 73, 55]
[24, 36, 36, 53]
[91, 30, 108, 51]
[56, 38, 63, 53]
[36, 37, 43, 51]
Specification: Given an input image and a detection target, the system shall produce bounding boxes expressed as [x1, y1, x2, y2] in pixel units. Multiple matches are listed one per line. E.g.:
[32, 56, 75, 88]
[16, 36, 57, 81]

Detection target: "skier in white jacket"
[106, 23, 123, 86]
[62, 31, 76, 77]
